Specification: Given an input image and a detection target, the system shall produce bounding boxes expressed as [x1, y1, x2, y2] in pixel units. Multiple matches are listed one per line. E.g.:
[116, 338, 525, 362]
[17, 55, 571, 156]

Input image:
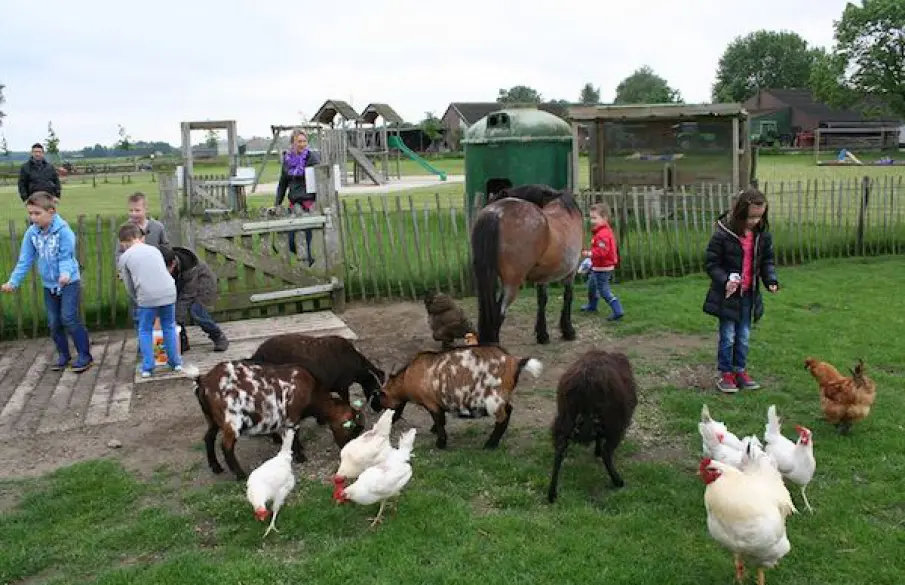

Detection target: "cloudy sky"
[1, 0, 848, 150]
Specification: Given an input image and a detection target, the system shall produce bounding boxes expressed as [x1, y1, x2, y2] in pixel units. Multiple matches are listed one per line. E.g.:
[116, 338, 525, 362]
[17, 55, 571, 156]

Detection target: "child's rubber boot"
[607, 298, 624, 321]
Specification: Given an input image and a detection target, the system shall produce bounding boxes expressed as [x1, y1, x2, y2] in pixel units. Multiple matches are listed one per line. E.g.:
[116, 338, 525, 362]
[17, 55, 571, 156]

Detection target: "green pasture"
[0, 257, 903, 585]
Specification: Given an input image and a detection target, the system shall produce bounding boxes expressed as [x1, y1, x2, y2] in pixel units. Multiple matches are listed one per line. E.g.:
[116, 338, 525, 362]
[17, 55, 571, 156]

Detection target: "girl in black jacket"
[703, 187, 779, 393]
[275, 129, 322, 266]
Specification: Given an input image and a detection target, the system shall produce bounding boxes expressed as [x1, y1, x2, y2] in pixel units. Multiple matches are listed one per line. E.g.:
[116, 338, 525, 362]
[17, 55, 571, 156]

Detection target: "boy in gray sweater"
[117, 223, 183, 377]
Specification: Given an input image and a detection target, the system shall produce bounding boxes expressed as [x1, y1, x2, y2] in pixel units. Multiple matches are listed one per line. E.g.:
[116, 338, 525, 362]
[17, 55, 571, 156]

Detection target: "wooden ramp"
[134, 311, 356, 384]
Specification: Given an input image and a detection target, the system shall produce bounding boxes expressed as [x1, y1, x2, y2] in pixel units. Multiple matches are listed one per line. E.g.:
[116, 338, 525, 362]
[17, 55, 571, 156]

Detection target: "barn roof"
[568, 103, 747, 122]
[755, 88, 901, 124]
[360, 103, 404, 125]
[311, 100, 362, 125]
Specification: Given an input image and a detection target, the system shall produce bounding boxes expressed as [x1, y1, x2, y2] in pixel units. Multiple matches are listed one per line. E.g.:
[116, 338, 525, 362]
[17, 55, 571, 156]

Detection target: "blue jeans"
[585, 270, 617, 310]
[44, 281, 93, 366]
[188, 301, 223, 340]
[287, 202, 314, 262]
[136, 304, 182, 373]
[717, 294, 752, 373]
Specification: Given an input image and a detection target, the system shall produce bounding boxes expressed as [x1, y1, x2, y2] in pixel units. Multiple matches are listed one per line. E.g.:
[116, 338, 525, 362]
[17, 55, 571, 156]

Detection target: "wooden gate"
[158, 164, 346, 320]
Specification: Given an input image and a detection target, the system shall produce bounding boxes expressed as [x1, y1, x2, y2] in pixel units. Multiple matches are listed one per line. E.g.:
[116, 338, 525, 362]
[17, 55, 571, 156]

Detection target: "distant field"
[2, 154, 904, 222]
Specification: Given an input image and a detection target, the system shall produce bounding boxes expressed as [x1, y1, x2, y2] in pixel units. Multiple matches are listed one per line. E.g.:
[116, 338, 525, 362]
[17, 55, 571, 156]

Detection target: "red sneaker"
[735, 371, 761, 390]
[716, 372, 738, 393]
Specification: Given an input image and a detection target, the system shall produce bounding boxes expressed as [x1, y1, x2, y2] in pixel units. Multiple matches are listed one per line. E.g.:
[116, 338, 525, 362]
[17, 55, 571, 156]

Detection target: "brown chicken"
[804, 358, 876, 435]
[423, 290, 475, 349]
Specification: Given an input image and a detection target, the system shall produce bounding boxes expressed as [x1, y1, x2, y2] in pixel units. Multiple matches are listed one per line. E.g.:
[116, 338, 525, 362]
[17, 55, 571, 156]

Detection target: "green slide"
[387, 136, 447, 181]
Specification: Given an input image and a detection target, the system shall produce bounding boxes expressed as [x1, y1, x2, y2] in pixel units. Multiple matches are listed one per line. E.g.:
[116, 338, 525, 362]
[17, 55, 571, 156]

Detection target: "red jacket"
[588, 223, 619, 269]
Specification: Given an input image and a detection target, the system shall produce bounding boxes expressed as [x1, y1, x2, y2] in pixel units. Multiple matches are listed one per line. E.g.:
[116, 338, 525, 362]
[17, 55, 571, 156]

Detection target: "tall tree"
[0, 83, 6, 127]
[809, 47, 859, 110]
[614, 66, 682, 104]
[117, 124, 132, 151]
[830, 0, 905, 119]
[579, 83, 600, 105]
[46, 121, 60, 159]
[420, 112, 443, 142]
[712, 30, 816, 103]
[497, 85, 543, 104]
[204, 129, 219, 149]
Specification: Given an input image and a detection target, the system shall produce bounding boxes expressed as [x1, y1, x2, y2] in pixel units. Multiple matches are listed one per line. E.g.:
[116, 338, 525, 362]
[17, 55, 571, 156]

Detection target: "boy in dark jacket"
[156, 246, 229, 352]
[580, 203, 624, 320]
[703, 187, 779, 393]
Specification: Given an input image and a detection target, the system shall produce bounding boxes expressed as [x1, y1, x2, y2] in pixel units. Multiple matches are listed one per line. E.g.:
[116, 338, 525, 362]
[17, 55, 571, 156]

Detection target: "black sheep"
[249, 334, 385, 409]
[547, 348, 638, 503]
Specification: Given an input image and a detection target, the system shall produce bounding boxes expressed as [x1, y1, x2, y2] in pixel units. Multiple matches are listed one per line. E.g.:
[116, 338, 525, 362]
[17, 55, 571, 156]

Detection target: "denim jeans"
[586, 270, 617, 310]
[188, 301, 223, 340]
[287, 202, 314, 261]
[44, 281, 93, 366]
[717, 293, 752, 373]
[136, 303, 182, 373]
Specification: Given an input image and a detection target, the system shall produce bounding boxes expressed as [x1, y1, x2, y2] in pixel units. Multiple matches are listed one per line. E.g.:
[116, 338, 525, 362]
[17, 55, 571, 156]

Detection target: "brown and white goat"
[250, 334, 385, 406]
[547, 349, 638, 503]
[190, 361, 366, 480]
[372, 346, 543, 449]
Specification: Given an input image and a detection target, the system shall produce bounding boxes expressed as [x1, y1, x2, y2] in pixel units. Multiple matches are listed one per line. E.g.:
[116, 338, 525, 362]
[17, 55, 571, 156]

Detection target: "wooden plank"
[0, 352, 50, 438]
[198, 238, 321, 287]
[316, 165, 346, 312]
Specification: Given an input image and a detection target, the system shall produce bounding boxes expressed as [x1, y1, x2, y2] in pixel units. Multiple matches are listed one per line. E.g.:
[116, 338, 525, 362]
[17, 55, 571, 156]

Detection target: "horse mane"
[490, 184, 581, 214]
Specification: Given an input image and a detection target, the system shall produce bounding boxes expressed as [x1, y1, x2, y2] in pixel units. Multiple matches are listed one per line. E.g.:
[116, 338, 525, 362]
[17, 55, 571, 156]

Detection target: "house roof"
[359, 103, 404, 125]
[444, 102, 572, 125]
[752, 89, 902, 124]
[311, 100, 362, 125]
[568, 103, 747, 122]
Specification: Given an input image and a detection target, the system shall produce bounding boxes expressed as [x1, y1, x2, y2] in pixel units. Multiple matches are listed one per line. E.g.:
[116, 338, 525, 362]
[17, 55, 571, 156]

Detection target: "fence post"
[315, 164, 346, 313]
[158, 172, 182, 247]
[857, 175, 870, 256]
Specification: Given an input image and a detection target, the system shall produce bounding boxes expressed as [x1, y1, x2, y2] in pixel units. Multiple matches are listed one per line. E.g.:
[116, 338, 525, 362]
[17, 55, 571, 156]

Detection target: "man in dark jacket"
[156, 246, 229, 352]
[18, 144, 61, 201]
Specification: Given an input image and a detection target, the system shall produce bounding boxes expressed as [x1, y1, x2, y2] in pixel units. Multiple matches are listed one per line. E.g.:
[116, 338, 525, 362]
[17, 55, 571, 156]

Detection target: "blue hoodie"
[7, 214, 81, 293]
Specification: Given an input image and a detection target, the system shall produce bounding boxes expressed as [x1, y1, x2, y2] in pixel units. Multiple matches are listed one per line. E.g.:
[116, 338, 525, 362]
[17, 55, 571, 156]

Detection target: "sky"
[0, 0, 850, 151]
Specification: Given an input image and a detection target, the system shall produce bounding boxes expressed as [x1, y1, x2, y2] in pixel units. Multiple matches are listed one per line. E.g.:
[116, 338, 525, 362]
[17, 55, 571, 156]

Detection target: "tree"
[579, 83, 600, 105]
[0, 83, 6, 128]
[420, 112, 443, 142]
[830, 0, 905, 119]
[46, 121, 60, 158]
[809, 47, 859, 110]
[204, 129, 219, 149]
[117, 124, 132, 151]
[497, 85, 543, 104]
[712, 30, 816, 103]
[614, 66, 682, 104]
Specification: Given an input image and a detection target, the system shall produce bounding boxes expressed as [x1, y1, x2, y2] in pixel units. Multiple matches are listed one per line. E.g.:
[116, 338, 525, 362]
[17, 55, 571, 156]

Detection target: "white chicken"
[699, 456, 797, 585]
[699, 404, 745, 457]
[332, 408, 396, 498]
[763, 404, 816, 513]
[246, 427, 297, 539]
[334, 427, 417, 527]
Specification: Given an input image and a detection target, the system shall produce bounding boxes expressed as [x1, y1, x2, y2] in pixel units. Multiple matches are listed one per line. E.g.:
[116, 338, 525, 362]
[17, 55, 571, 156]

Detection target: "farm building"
[568, 103, 753, 193]
[441, 102, 573, 150]
[744, 88, 902, 150]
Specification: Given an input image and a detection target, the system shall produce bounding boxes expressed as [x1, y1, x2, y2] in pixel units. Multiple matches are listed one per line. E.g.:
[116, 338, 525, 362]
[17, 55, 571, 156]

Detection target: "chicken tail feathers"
[396, 428, 418, 456]
[374, 408, 395, 437]
[765, 404, 781, 441]
[701, 403, 712, 423]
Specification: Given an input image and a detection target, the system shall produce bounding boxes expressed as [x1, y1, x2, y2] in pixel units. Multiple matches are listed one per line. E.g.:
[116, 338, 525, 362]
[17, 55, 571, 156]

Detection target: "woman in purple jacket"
[275, 129, 321, 266]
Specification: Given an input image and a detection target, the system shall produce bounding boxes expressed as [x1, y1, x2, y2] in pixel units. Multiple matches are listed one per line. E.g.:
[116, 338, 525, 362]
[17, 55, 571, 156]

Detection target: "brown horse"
[471, 184, 584, 345]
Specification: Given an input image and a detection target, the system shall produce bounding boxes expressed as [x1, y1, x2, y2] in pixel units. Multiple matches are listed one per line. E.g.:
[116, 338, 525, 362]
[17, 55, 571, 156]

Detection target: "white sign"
[305, 167, 317, 193]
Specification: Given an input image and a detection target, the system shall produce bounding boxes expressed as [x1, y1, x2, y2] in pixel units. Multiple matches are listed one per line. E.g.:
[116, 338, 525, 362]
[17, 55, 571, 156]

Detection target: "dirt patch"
[0, 299, 710, 485]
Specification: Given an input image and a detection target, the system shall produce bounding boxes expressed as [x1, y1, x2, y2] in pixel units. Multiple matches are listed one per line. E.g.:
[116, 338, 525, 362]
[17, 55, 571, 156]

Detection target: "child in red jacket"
[580, 203, 624, 320]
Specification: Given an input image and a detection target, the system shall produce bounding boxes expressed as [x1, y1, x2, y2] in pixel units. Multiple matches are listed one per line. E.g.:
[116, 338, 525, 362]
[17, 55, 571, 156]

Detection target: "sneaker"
[607, 313, 624, 322]
[50, 357, 71, 371]
[212, 335, 230, 352]
[716, 372, 738, 393]
[140, 370, 152, 378]
[171, 364, 184, 373]
[735, 371, 761, 390]
[70, 359, 94, 373]
[580, 304, 598, 313]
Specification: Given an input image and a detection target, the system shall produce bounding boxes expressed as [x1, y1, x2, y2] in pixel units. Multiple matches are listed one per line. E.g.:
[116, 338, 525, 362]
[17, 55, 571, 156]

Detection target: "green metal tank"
[462, 107, 573, 210]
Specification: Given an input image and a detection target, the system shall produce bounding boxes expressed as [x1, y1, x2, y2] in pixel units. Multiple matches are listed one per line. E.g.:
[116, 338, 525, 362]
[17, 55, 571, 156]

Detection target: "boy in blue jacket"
[1, 192, 94, 372]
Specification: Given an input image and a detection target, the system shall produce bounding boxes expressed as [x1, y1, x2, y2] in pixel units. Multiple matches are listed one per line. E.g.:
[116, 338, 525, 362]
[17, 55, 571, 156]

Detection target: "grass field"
[1, 257, 903, 585]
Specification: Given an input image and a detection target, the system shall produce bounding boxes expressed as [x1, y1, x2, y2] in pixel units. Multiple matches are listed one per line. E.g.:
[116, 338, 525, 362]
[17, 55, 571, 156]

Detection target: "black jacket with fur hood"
[702, 213, 779, 324]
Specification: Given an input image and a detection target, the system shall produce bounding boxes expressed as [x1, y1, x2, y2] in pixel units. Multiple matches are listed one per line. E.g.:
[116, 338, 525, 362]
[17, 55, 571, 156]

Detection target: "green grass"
[1, 257, 904, 584]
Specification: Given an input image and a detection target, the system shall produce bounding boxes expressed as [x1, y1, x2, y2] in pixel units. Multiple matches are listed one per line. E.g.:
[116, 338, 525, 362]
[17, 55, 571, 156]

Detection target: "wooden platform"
[134, 311, 357, 384]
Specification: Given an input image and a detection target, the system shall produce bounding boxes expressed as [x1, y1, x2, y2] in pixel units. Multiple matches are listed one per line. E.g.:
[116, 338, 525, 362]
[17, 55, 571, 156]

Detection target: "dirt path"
[0, 300, 712, 483]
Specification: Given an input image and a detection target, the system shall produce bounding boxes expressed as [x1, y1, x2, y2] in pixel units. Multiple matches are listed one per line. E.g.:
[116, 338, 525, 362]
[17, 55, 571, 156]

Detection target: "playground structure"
[178, 120, 255, 215]
[251, 100, 448, 193]
[567, 103, 753, 194]
[813, 124, 904, 166]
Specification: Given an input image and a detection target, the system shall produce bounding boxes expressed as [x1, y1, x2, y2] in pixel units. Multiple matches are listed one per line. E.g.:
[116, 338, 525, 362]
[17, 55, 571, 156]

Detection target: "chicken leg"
[734, 553, 745, 583]
[368, 501, 388, 528]
[801, 486, 814, 514]
[757, 567, 765, 585]
[262, 500, 284, 539]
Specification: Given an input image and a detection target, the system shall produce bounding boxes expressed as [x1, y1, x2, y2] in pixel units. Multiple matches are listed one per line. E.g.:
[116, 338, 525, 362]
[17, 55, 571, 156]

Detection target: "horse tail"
[471, 209, 501, 344]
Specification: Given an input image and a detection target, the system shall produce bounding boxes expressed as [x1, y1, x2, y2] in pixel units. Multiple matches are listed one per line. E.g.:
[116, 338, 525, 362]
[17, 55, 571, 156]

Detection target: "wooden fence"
[1, 175, 903, 340]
